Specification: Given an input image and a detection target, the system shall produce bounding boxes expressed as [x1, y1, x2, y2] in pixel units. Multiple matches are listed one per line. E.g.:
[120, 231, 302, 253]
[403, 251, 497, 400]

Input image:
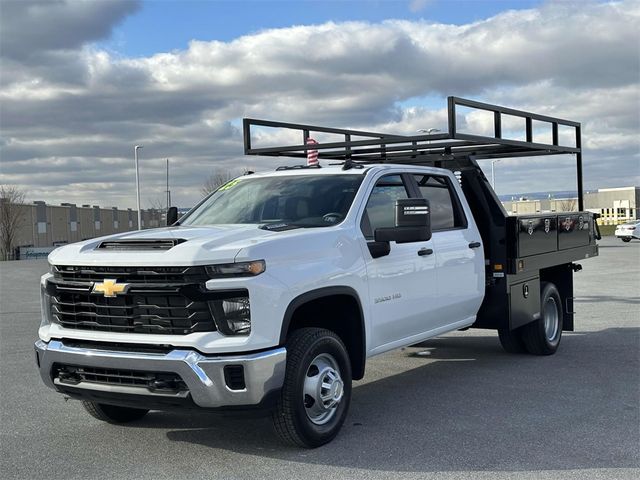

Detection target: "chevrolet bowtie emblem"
[92, 279, 129, 297]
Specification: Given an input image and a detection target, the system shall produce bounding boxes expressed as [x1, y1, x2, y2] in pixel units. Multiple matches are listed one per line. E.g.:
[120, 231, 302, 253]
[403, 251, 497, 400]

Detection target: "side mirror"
[374, 198, 431, 244]
[167, 206, 178, 226]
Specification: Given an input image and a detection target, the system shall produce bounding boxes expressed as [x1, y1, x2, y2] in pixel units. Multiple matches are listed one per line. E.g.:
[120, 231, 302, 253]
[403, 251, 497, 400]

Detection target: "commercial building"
[584, 187, 639, 225]
[502, 186, 639, 224]
[3, 201, 164, 259]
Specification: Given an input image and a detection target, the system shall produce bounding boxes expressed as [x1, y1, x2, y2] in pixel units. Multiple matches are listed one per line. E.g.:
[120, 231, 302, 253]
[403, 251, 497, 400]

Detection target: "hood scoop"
[97, 238, 186, 251]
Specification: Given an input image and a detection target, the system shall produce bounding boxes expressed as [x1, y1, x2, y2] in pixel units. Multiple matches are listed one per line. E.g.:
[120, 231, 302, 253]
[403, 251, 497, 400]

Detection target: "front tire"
[82, 401, 148, 423]
[272, 328, 352, 448]
[622, 238, 631, 242]
[521, 282, 563, 355]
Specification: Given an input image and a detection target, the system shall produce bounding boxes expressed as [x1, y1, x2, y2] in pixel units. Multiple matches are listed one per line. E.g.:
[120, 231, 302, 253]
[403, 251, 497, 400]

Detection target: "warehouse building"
[584, 186, 639, 225]
[502, 186, 639, 224]
[3, 201, 164, 259]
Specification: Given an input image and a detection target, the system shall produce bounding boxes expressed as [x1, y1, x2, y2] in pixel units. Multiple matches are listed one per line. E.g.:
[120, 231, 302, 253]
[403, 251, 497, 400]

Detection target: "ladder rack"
[242, 96, 584, 208]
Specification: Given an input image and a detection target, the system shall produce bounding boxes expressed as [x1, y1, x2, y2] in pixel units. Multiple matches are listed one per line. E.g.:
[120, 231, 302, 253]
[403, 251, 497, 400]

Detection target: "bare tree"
[200, 168, 245, 197]
[148, 197, 166, 211]
[558, 198, 577, 212]
[0, 185, 26, 260]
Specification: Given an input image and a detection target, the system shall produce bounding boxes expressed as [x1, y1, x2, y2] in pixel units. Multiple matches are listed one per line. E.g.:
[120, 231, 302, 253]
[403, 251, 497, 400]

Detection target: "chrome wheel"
[543, 296, 559, 341]
[303, 353, 344, 425]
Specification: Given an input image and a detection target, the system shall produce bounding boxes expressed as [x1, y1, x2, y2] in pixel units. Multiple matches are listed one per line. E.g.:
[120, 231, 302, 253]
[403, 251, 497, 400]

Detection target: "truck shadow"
[152, 327, 639, 473]
[575, 295, 640, 305]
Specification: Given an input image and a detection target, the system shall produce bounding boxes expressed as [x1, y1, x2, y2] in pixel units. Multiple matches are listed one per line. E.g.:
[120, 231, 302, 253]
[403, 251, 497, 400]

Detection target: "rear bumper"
[35, 340, 286, 409]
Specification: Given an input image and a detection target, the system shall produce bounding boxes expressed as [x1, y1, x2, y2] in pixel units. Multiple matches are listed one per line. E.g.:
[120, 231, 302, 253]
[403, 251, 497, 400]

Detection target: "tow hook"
[571, 263, 583, 272]
[149, 379, 181, 392]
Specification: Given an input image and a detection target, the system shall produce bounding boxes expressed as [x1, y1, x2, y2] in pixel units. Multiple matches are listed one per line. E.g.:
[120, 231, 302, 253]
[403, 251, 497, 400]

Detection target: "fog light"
[208, 296, 251, 335]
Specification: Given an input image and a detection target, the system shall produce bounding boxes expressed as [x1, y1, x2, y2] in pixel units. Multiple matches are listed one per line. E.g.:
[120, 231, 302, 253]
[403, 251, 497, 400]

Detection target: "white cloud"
[0, 0, 638, 206]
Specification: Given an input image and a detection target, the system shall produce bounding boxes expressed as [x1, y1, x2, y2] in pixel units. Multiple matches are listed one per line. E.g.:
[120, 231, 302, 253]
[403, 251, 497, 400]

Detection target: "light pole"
[166, 158, 171, 210]
[491, 159, 501, 191]
[417, 128, 440, 135]
[417, 127, 441, 142]
[417, 128, 440, 151]
[134, 145, 143, 230]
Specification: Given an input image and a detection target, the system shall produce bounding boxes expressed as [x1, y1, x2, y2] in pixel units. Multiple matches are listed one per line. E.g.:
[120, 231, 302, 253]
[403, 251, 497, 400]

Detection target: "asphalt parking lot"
[1, 235, 638, 480]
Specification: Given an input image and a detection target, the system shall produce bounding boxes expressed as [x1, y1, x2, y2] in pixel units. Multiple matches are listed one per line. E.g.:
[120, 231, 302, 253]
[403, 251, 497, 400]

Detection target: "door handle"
[468, 242, 481, 249]
[418, 248, 433, 256]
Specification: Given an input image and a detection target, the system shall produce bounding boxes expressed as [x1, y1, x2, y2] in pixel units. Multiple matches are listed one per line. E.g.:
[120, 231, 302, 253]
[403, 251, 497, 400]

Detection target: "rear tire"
[521, 282, 563, 355]
[498, 327, 527, 353]
[82, 401, 148, 423]
[272, 328, 352, 448]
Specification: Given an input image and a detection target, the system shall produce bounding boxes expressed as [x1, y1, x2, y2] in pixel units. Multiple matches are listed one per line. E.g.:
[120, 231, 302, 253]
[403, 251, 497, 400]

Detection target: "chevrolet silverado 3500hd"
[35, 97, 599, 447]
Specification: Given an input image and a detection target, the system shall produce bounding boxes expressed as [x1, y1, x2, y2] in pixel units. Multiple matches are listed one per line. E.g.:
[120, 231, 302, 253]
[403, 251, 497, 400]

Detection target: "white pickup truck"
[35, 98, 599, 447]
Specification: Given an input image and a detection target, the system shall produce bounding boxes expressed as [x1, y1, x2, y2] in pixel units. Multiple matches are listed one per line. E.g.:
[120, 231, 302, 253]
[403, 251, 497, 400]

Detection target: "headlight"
[206, 260, 265, 278]
[208, 295, 251, 335]
[40, 274, 55, 327]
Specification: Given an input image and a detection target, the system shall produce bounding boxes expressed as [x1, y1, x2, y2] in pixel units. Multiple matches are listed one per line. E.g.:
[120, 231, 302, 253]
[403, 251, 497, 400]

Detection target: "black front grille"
[53, 265, 208, 284]
[53, 364, 188, 393]
[51, 290, 216, 335]
[50, 265, 219, 335]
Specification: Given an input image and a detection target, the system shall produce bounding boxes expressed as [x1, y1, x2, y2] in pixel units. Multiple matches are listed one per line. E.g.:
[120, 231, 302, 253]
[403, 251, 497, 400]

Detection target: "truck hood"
[48, 225, 278, 267]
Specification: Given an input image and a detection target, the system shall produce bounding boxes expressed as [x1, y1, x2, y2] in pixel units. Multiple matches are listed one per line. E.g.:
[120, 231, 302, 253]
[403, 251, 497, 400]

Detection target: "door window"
[360, 175, 409, 240]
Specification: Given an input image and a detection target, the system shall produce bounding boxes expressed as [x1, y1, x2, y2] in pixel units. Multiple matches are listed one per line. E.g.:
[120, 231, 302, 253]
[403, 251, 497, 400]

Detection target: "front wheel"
[622, 238, 631, 242]
[272, 328, 352, 448]
[521, 282, 563, 355]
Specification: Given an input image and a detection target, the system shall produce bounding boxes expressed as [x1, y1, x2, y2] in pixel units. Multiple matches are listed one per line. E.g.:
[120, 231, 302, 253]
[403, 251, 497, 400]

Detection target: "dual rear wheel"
[499, 282, 563, 355]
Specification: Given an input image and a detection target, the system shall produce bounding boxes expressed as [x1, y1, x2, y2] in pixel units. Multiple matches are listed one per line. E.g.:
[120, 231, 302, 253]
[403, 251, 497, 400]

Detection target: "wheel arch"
[280, 286, 367, 380]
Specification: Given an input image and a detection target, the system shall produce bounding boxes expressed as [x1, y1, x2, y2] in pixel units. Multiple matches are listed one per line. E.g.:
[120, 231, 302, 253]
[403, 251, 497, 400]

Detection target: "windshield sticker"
[218, 179, 241, 191]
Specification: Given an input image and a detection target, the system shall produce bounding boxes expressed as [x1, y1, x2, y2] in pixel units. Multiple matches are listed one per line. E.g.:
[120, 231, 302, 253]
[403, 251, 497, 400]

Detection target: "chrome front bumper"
[35, 340, 286, 408]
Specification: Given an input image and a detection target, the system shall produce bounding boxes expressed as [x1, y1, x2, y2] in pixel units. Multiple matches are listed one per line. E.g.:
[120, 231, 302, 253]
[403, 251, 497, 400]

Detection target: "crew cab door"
[359, 173, 440, 352]
[412, 173, 484, 326]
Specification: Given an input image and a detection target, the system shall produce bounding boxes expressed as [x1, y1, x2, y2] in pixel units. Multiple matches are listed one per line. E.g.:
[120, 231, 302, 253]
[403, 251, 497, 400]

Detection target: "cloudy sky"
[0, 0, 638, 209]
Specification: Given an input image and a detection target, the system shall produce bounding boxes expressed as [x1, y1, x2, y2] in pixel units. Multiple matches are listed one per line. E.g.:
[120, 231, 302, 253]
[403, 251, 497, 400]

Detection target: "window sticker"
[218, 179, 241, 191]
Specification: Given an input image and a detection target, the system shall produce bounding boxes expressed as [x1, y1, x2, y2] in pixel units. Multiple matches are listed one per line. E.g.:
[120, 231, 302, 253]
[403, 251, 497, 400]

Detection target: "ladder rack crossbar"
[243, 96, 581, 162]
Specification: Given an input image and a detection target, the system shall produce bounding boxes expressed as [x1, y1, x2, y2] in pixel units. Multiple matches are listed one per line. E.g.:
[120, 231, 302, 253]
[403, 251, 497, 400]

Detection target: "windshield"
[181, 174, 364, 228]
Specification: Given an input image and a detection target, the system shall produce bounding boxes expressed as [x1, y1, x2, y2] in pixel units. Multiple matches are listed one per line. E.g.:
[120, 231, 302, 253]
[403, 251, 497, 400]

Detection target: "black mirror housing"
[396, 198, 431, 230]
[167, 206, 178, 226]
[374, 198, 432, 244]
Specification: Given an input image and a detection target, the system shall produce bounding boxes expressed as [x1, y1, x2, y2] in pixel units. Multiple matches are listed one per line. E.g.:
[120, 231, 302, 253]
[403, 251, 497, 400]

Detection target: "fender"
[279, 286, 367, 379]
